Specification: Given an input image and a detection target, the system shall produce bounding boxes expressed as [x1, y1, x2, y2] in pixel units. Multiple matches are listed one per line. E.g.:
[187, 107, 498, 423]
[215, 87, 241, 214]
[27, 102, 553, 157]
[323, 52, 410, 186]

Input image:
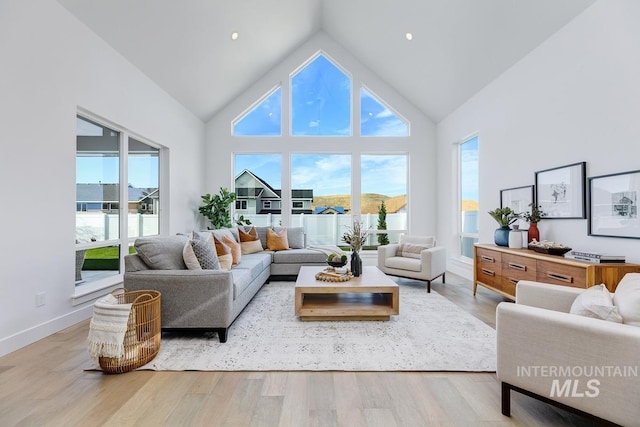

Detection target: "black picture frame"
[500, 185, 534, 229]
[535, 162, 586, 219]
[588, 169, 640, 239]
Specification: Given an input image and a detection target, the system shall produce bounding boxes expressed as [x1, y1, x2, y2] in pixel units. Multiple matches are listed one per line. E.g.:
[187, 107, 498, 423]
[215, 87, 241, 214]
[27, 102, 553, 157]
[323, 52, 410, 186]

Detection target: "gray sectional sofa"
[124, 227, 327, 342]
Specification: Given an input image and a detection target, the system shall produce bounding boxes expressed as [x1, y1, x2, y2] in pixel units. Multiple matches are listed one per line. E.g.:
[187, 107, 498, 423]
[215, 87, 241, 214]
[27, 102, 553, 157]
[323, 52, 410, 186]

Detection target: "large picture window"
[76, 115, 163, 288]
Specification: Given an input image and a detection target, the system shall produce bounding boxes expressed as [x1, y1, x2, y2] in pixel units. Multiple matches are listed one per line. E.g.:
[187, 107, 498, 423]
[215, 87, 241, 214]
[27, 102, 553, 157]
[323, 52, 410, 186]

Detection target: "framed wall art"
[588, 169, 640, 239]
[500, 185, 534, 229]
[535, 162, 586, 219]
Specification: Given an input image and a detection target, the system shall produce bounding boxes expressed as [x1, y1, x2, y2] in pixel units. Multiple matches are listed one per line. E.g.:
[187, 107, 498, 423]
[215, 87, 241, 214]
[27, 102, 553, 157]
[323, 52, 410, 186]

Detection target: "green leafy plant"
[488, 207, 520, 227]
[198, 188, 251, 229]
[377, 201, 390, 246]
[342, 220, 371, 252]
[522, 203, 546, 224]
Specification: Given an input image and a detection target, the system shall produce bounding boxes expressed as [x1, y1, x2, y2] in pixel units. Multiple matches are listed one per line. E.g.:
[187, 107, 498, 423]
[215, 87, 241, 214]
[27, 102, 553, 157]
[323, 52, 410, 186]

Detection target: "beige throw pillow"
[570, 284, 622, 323]
[238, 226, 264, 255]
[213, 236, 232, 270]
[222, 235, 241, 266]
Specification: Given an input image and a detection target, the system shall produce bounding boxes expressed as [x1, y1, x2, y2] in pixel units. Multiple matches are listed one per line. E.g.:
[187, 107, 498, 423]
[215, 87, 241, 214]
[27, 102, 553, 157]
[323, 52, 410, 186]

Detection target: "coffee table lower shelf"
[294, 266, 400, 321]
[296, 292, 397, 320]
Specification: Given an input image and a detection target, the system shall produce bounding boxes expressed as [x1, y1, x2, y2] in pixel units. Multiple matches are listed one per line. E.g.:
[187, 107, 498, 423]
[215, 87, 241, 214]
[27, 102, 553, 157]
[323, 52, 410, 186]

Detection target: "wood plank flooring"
[0, 274, 605, 426]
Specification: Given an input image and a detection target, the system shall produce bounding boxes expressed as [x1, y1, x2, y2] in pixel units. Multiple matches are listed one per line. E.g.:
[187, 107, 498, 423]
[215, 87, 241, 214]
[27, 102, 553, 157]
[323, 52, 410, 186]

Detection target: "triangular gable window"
[291, 53, 351, 136]
[360, 87, 408, 136]
[233, 87, 281, 136]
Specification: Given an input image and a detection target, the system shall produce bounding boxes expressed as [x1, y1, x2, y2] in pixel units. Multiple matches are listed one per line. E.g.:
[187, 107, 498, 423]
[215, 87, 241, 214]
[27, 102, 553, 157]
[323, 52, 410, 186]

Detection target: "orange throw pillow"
[213, 236, 233, 270]
[267, 228, 289, 251]
[238, 226, 263, 255]
[222, 235, 241, 266]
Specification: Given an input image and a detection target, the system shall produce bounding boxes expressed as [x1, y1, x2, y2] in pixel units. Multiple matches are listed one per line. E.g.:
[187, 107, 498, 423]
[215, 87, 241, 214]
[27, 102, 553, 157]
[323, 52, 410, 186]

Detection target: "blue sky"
[235, 154, 406, 197]
[76, 156, 158, 188]
[460, 136, 479, 201]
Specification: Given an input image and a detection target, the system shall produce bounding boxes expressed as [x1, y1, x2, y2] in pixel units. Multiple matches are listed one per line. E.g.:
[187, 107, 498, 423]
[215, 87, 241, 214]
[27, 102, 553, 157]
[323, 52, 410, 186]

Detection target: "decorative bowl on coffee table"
[327, 260, 347, 268]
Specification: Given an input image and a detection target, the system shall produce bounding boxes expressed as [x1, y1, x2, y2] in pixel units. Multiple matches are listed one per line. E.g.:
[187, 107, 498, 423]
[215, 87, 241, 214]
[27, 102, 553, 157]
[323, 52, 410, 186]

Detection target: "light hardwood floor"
[0, 275, 604, 426]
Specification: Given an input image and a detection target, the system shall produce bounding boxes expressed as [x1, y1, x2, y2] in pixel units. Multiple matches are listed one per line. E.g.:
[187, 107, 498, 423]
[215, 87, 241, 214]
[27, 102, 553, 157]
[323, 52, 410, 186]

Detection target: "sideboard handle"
[548, 272, 573, 283]
[508, 262, 526, 271]
[509, 278, 519, 285]
[481, 268, 495, 277]
[481, 256, 495, 263]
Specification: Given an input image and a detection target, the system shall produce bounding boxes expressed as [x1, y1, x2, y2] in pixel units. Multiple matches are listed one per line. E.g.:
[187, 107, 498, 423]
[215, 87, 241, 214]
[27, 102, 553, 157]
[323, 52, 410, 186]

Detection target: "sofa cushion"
[223, 235, 241, 265]
[134, 235, 188, 270]
[570, 284, 622, 323]
[613, 273, 640, 326]
[211, 228, 239, 244]
[267, 228, 290, 251]
[230, 268, 252, 300]
[239, 226, 264, 254]
[385, 256, 421, 272]
[235, 253, 269, 279]
[273, 248, 327, 264]
[399, 243, 432, 259]
[281, 227, 305, 249]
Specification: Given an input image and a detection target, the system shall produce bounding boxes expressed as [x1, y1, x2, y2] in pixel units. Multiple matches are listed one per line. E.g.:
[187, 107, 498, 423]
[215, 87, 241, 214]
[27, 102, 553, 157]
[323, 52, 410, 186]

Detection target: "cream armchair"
[497, 280, 640, 426]
[377, 235, 446, 292]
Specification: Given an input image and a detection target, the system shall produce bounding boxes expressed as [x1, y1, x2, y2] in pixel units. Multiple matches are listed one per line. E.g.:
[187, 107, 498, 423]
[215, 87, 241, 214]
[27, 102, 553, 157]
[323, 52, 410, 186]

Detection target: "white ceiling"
[57, 0, 596, 122]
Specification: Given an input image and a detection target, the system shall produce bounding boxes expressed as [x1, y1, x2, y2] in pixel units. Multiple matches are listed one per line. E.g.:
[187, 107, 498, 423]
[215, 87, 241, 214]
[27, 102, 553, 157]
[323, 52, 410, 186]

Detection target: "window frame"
[74, 110, 167, 301]
[457, 134, 479, 261]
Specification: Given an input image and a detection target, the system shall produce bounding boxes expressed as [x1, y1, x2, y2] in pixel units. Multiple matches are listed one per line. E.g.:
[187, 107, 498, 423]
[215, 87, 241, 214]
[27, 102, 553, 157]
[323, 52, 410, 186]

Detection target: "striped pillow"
[399, 243, 432, 259]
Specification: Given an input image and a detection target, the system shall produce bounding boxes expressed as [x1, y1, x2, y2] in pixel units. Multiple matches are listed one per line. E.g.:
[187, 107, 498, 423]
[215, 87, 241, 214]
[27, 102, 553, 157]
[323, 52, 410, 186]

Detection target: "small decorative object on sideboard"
[488, 207, 520, 247]
[522, 203, 546, 243]
[527, 239, 572, 256]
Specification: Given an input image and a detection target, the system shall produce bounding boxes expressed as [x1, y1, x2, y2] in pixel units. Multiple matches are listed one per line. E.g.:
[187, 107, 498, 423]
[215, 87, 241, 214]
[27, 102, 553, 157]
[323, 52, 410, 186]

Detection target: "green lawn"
[82, 246, 136, 270]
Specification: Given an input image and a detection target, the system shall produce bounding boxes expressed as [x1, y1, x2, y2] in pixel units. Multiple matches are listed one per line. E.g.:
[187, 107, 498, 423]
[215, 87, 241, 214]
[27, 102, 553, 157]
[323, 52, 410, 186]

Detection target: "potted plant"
[341, 220, 371, 276]
[488, 207, 520, 247]
[199, 187, 252, 229]
[523, 203, 546, 243]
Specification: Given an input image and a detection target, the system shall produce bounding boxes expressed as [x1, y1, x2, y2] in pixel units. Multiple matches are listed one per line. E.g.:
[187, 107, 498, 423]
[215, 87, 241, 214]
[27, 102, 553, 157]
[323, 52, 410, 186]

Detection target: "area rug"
[135, 281, 496, 372]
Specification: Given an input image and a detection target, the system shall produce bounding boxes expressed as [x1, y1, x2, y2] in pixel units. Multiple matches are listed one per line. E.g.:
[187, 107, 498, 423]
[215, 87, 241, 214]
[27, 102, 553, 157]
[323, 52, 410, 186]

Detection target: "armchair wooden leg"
[442, 272, 445, 283]
[426, 280, 431, 293]
[501, 382, 511, 417]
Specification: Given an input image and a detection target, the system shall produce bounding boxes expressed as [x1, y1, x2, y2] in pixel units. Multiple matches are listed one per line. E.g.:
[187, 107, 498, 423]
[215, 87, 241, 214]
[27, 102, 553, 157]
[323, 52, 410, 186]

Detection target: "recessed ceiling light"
[231, 32, 239, 40]
[405, 32, 413, 41]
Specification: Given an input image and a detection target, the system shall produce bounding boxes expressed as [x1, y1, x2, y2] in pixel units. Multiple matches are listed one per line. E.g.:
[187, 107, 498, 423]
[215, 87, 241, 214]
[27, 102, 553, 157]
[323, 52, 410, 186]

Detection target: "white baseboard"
[0, 305, 93, 357]
[447, 257, 473, 281]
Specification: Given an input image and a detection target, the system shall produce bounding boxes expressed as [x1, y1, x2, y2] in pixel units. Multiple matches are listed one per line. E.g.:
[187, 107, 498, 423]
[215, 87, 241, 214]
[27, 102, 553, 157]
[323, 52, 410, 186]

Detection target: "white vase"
[508, 230, 523, 249]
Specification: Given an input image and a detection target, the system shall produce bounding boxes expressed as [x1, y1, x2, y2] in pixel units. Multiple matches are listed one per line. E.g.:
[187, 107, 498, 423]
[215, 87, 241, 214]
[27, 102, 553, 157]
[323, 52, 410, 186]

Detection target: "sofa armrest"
[378, 244, 399, 265]
[515, 280, 584, 313]
[124, 269, 235, 326]
[497, 302, 640, 426]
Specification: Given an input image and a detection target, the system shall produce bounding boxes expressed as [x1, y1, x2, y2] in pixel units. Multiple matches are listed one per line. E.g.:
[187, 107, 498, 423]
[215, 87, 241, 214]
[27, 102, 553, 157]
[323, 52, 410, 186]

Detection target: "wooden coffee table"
[295, 266, 399, 320]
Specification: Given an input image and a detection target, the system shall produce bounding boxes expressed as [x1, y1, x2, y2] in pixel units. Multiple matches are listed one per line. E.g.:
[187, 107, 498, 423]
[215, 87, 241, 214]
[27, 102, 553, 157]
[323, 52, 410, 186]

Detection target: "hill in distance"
[312, 193, 406, 214]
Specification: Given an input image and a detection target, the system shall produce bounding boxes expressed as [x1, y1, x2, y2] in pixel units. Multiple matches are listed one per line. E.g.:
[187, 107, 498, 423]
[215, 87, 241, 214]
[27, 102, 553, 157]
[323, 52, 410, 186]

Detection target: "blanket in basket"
[87, 294, 132, 363]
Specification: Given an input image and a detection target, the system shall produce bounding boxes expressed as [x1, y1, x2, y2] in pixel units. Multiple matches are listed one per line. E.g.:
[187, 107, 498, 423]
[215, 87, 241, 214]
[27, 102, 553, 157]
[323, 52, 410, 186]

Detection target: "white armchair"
[497, 279, 640, 426]
[377, 235, 446, 292]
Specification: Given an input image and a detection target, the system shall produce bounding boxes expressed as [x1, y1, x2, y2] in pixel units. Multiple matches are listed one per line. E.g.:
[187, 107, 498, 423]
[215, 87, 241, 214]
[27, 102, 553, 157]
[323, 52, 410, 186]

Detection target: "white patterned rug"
[135, 280, 496, 372]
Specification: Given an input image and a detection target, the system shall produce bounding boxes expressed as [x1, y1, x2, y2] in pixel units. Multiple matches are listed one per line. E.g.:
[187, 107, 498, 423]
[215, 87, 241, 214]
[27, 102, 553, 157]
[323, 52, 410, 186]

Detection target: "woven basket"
[98, 289, 161, 374]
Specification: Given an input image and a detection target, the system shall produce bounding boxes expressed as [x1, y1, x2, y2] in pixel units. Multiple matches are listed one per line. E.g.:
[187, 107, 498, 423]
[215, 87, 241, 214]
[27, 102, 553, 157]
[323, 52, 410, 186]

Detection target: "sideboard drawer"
[536, 260, 586, 288]
[502, 254, 536, 281]
[477, 248, 502, 266]
[476, 263, 502, 289]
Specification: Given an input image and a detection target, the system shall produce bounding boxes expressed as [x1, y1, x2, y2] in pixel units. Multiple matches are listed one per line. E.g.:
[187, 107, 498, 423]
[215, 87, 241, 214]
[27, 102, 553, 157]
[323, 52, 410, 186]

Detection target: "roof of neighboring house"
[315, 206, 346, 214]
[76, 183, 158, 203]
[235, 169, 313, 200]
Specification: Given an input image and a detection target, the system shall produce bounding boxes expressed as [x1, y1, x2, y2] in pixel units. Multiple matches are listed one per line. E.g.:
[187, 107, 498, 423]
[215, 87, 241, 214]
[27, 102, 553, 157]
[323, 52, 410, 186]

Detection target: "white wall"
[437, 0, 640, 279]
[0, 0, 205, 356]
[205, 32, 437, 236]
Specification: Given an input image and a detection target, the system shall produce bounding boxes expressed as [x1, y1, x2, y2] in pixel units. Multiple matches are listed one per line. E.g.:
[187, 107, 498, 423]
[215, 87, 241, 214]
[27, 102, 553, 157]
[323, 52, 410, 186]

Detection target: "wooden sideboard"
[473, 244, 640, 300]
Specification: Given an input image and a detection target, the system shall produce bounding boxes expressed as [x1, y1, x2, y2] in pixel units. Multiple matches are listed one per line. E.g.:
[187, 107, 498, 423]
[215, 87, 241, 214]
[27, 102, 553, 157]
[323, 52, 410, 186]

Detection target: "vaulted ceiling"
[57, 0, 596, 122]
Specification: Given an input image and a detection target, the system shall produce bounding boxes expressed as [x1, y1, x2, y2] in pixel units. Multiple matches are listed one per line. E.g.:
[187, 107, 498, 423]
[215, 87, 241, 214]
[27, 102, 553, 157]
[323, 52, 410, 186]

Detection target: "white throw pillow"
[183, 241, 202, 270]
[570, 284, 622, 323]
[613, 273, 640, 327]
